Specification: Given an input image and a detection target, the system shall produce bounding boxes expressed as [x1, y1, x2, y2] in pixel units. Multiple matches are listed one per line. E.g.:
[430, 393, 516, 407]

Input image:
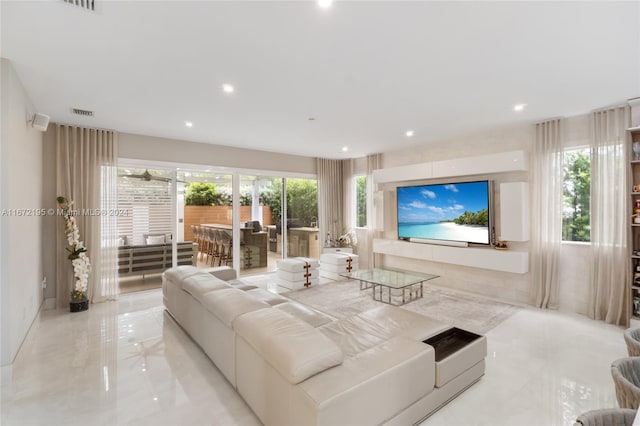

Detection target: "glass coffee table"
[341, 268, 439, 306]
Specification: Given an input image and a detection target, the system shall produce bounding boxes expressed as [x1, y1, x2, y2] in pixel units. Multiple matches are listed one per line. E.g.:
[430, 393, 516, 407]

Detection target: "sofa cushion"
[274, 302, 333, 328]
[182, 273, 230, 299]
[245, 288, 288, 306]
[234, 308, 343, 385]
[349, 305, 449, 342]
[297, 336, 434, 426]
[227, 279, 258, 291]
[200, 265, 238, 281]
[319, 318, 387, 357]
[164, 265, 202, 283]
[200, 288, 270, 328]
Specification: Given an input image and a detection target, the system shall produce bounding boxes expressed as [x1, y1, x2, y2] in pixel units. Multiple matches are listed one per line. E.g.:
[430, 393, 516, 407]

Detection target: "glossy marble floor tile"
[0, 289, 632, 426]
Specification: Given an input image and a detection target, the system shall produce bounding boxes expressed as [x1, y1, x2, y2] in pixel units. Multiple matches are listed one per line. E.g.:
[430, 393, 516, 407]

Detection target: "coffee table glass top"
[341, 268, 439, 289]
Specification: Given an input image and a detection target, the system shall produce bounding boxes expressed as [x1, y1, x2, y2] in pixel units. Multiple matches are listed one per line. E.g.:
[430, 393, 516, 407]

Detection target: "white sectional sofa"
[163, 265, 486, 426]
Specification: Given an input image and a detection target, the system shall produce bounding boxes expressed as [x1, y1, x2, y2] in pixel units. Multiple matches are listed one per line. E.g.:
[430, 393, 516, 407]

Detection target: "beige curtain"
[588, 106, 630, 326]
[365, 153, 382, 269]
[56, 124, 118, 307]
[531, 119, 564, 308]
[316, 158, 344, 247]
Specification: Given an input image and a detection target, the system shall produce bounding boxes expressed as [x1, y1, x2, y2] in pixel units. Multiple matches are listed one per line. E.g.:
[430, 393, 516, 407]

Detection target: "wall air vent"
[72, 108, 94, 117]
[62, 0, 96, 12]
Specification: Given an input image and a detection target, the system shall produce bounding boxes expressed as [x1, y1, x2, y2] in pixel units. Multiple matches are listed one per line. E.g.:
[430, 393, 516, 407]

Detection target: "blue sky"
[397, 181, 489, 223]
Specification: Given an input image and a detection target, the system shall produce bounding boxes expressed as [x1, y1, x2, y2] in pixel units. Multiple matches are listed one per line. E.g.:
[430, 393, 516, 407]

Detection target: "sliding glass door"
[285, 178, 319, 259]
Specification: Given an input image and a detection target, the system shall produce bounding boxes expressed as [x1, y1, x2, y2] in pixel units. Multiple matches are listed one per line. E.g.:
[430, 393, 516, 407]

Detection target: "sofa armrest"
[234, 308, 343, 384]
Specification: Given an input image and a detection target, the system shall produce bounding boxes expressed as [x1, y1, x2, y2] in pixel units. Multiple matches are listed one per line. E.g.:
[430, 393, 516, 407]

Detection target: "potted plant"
[57, 196, 91, 312]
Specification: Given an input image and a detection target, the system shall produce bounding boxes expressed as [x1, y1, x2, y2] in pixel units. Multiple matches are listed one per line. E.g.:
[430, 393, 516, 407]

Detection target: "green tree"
[260, 178, 318, 227]
[562, 149, 591, 242]
[186, 182, 254, 206]
[356, 175, 367, 227]
[451, 209, 488, 226]
[184, 182, 217, 205]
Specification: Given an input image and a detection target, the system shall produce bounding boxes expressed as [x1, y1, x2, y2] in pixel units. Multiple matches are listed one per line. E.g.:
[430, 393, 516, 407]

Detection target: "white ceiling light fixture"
[405, 130, 415, 137]
[513, 104, 527, 112]
[222, 84, 235, 94]
[185, 121, 193, 127]
[341, 146, 348, 152]
[318, 0, 333, 9]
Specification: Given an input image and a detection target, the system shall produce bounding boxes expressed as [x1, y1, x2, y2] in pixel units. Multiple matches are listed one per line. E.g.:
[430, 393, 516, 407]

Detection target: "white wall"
[118, 132, 317, 174]
[0, 59, 44, 378]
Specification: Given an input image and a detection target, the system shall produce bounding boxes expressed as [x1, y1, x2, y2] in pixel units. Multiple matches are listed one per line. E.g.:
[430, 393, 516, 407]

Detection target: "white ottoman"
[276, 257, 319, 290]
[320, 252, 359, 280]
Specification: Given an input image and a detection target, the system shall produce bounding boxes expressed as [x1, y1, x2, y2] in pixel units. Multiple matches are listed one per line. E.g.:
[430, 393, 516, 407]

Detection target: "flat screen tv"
[396, 180, 492, 246]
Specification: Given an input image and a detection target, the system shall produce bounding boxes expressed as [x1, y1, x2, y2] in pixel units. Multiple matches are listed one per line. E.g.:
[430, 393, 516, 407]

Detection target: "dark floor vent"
[63, 0, 95, 12]
[72, 108, 94, 117]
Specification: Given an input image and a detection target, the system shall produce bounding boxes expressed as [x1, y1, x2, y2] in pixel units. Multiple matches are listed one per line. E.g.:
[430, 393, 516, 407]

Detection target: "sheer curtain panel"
[531, 119, 563, 309]
[365, 153, 382, 269]
[316, 158, 344, 248]
[589, 106, 630, 326]
[56, 125, 118, 306]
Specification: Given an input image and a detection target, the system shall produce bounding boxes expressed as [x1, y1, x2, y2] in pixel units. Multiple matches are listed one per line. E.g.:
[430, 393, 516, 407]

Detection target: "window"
[355, 175, 367, 227]
[562, 148, 591, 242]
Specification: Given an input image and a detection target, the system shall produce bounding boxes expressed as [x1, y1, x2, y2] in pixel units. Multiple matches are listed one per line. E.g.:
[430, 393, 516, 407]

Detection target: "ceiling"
[2, 1, 639, 159]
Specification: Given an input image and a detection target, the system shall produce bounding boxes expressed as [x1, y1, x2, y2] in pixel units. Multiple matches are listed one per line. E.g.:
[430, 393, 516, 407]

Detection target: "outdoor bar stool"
[204, 227, 216, 265]
[219, 230, 233, 266]
[210, 229, 223, 266]
[191, 225, 203, 259]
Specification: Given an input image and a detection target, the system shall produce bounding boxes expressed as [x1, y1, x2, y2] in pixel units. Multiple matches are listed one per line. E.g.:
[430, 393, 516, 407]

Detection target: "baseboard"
[44, 298, 56, 310]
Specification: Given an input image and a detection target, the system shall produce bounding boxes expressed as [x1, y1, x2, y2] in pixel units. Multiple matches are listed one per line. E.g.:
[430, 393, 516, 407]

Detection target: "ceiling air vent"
[72, 108, 94, 117]
[62, 0, 95, 12]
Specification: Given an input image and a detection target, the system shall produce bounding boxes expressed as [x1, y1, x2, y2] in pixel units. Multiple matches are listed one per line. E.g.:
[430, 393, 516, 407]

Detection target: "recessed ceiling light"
[318, 0, 333, 8]
[513, 104, 527, 112]
[185, 121, 193, 127]
[222, 84, 234, 94]
[405, 130, 415, 137]
[341, 146, 349, 152]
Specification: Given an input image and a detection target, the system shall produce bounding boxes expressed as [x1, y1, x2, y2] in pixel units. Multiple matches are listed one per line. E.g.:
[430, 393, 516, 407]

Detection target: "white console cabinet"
[373, 239, 528, 274]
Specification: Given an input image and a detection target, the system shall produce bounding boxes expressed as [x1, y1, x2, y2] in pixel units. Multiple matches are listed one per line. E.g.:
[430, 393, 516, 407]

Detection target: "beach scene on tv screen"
[397, 181, 489, 244]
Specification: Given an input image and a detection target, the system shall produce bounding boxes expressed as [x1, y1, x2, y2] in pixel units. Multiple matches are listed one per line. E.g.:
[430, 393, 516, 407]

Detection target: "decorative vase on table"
[57, 196, 92, 313]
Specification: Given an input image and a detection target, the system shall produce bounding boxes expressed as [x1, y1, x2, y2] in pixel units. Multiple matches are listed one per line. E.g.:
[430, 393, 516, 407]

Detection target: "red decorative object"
[346, 257, 353, 273]
[303, 262, 311, 288]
